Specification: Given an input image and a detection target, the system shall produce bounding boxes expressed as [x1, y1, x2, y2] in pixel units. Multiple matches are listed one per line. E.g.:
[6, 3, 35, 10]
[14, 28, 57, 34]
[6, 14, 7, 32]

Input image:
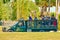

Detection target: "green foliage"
[3, 0, 10, 3]
[1, 4, 11, 20]
[0, 0, 3, 20]
[35, 0, 39, 5]
[11, 2, 17, 20]
[50, 0, 56, 6]
[35, 0, 56, 7]
[0, 0, 11, 20]
[58, 14, 60, 21]
[17, 0, 39, 20]
[0, 0, 56, 20]
[0, 0, 39, 20]
[50, 12, 56, 17]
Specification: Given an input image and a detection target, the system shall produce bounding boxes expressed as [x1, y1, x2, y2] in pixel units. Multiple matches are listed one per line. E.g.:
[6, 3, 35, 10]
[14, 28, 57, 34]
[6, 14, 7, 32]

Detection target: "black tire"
[40, 30, 45, 32]
[7, 29, 14, 32]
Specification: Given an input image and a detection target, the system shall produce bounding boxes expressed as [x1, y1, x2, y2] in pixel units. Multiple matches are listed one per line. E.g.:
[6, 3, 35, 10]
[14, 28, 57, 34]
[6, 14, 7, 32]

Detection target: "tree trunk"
[17, 0, 20, 20]
[56, 0, 58, 19]
[48, 0, 50, 16]
[40, 6, 44, 17]
[43, 6, 47, 16]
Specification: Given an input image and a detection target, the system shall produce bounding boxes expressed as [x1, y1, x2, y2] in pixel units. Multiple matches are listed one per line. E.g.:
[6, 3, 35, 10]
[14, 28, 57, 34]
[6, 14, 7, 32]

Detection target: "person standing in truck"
[29, 16, 32, 21]
[51, 15, 57, 26]
[28, 16, 32, 29]
[34, 17, 38, 28]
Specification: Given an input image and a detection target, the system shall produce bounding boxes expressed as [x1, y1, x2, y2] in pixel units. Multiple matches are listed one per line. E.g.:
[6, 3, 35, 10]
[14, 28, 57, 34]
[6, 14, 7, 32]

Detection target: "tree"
[35, 0, 56, 16]
[11, 1, 17, 20]
[17, 0, 39, 20]
[3, 0, 10, 3]
[0, 0, 11, 20]
[0, 0, 3, 20]
[0, 0, 39, 20]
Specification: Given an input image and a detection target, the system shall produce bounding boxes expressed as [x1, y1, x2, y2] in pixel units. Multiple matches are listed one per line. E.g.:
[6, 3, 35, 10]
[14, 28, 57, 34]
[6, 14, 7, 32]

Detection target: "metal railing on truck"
[26, 20, 58, 32]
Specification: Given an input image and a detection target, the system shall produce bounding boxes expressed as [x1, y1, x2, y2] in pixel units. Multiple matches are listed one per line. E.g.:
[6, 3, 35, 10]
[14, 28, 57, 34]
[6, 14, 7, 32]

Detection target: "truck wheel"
[7, 29, 13, 32]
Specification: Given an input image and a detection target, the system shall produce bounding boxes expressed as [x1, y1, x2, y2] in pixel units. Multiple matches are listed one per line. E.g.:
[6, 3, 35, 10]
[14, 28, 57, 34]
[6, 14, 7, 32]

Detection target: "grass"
[0, 22, 60, 40]
[0, 32, 60, 40]
[0, 26, 2, 32]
